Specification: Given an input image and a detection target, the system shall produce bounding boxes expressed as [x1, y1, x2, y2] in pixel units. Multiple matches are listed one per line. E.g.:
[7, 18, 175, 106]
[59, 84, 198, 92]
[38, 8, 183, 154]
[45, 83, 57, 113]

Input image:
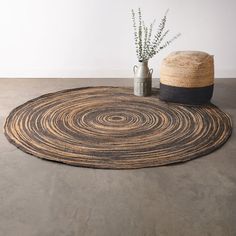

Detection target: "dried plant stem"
[131, 8, 180, 62]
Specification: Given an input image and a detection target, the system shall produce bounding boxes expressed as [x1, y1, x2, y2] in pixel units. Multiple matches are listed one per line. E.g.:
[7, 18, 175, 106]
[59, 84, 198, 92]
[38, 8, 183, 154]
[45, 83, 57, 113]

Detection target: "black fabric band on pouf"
[160, 83, 214, 105]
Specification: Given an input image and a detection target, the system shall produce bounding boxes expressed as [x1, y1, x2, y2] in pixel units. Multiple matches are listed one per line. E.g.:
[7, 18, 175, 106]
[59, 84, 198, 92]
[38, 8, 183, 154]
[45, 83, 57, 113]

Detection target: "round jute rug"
[4, 87, 232, 169]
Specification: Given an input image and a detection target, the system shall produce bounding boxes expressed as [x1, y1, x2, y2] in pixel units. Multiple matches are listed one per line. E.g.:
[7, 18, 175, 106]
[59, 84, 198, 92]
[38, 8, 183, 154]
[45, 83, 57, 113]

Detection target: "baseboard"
[0, 69, 235, 79]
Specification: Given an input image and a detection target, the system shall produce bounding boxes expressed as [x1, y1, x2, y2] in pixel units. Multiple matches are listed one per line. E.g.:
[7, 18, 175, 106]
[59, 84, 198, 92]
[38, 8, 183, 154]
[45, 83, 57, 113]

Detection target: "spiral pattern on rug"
[4, 87, 232, 169]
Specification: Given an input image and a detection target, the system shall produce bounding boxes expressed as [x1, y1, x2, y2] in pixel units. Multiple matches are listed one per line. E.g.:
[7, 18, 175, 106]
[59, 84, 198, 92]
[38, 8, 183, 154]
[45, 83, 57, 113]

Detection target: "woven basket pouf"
[160, 51, 214, 104]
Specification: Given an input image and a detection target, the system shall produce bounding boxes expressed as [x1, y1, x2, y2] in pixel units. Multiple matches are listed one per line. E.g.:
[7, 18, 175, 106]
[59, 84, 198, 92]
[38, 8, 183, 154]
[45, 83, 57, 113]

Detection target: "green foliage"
[131, 8, 180, 62]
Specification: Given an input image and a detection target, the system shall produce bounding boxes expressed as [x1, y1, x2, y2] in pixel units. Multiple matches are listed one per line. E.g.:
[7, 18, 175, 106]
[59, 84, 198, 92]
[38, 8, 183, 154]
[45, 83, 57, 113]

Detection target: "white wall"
[0, 0, 235, 78]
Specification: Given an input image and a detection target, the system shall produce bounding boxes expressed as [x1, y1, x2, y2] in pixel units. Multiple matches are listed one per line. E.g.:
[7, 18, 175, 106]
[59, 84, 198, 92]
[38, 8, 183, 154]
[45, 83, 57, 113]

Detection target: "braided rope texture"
[160, 51, 214, 88]
[4, 87, 232, 169]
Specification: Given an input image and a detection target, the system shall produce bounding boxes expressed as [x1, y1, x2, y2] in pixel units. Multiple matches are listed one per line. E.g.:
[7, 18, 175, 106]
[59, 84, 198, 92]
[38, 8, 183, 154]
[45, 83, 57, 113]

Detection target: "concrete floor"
[0, 78, 235, 236]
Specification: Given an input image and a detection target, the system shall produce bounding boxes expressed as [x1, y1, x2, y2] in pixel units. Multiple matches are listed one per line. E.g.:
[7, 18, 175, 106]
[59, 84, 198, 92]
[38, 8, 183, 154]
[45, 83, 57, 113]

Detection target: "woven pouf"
[160, 51, 214, 104]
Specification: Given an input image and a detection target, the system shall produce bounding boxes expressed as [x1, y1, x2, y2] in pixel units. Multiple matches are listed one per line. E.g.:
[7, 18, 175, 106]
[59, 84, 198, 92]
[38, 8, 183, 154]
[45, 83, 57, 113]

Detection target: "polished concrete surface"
[0, 78, 235, 236]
